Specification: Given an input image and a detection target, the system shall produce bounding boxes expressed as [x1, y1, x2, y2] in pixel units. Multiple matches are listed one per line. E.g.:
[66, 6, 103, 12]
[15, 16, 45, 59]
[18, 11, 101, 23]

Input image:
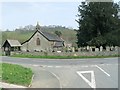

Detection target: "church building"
[21, 22, 64, 52]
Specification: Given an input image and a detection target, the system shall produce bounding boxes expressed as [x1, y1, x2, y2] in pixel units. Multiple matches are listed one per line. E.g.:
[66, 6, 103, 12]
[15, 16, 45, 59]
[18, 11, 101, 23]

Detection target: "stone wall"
[68, 46, 120, 52]
[12, 50, 119, 56]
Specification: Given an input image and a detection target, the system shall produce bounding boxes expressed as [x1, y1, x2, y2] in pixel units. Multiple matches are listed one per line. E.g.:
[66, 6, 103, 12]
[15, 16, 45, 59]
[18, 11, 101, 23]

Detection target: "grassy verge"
[1, 63, 33, 86]
[11, 54, 120, 59]
[0, 63, 2, 81]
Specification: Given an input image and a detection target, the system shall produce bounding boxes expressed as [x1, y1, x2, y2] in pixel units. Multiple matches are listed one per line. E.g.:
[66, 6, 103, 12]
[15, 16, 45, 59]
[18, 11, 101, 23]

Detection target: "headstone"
[72, 47, 75, 52]
[115, 46, 118, 51]
[95, 48, 99, 52]
[89, 47, 93, 52]
[78, 48, 81, 52]
[87, 46, 90, 51]
[110, 46, 114, 51]
[106, 46, 110, 51]
[100, 46, 103, 51]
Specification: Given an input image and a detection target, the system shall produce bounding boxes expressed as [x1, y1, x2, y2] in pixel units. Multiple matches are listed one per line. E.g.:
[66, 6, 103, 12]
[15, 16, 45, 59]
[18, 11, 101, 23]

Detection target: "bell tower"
[36, 21, 41, 30]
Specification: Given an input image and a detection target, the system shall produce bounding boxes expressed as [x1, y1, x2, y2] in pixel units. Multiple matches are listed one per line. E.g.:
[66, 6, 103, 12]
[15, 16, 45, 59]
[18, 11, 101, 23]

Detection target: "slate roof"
[2, 39, 22, 47]
[54, 42, 64, 47]
[22, 30, 64, 45]
[40, 31, 63, 42]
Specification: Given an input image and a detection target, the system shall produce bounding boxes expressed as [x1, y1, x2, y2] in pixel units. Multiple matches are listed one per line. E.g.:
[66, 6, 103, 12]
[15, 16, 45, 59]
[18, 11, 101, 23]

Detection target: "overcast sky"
[1, 0, 119, 31]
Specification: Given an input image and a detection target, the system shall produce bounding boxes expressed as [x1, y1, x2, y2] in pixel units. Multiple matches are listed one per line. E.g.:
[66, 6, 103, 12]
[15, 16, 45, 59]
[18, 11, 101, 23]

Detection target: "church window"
[36, 38, 40, 45]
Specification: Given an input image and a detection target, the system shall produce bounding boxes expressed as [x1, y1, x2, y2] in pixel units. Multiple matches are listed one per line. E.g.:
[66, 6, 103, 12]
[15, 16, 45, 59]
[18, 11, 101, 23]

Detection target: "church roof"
[40, 31, 63, 42]
[53, 42, 64, 47]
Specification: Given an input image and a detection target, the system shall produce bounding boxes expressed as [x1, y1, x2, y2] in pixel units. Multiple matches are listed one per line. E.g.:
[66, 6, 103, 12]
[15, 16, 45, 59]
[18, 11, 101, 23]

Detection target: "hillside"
[2, 25, 77, 46]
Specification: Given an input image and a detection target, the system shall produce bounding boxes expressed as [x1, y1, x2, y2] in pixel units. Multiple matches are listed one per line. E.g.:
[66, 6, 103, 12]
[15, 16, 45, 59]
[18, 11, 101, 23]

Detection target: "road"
[1, 56, 118, 88]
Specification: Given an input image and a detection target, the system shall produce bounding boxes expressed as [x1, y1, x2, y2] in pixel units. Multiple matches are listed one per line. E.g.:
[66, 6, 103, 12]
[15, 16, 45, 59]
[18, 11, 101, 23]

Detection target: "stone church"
[21, 23, 64, 52]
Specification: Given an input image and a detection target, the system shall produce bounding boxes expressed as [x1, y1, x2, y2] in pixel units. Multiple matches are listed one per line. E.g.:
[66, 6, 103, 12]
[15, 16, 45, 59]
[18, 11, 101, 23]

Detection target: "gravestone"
[72, 47, 75, 52]
[100, 46, 103, 51]
[110, 46, 114, 51]
[89, 47, 93, 52]
[78, 48, 81, 52]
[87, 46, 90, 51]
[106, 46, 110, 51]
[115, 46, 118, 51]
[95, 48, 99, 52]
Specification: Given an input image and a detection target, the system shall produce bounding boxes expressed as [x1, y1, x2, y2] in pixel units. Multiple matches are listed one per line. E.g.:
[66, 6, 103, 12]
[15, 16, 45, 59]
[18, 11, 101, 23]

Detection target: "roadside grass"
[1, 63, 33, 86]
[0, 63, 2, 81]
[11, 54, 120, 59]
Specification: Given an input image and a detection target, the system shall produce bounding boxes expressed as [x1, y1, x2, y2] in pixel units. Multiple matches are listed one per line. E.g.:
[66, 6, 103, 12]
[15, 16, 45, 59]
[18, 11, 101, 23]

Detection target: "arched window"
[36, 38, 40, 45]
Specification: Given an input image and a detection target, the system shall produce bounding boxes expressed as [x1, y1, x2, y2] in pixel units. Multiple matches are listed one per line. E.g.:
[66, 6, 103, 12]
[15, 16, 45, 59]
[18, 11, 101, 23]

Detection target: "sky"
[1, 0, 120, 31]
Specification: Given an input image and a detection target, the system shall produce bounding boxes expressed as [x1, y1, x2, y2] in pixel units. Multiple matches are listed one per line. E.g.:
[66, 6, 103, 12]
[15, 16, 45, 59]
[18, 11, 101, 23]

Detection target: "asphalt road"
[1, 56, 119, 88]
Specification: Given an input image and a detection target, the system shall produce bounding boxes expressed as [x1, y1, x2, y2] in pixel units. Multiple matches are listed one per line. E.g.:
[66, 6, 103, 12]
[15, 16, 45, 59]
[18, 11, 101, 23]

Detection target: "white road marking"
[47, 66, 53, 68]
[31, 63, 117, 70]
[95, 65, 110, 77]
[77, 71, 96, 88]
[55, 66, 62, 68]
[49, 71, 62, 89]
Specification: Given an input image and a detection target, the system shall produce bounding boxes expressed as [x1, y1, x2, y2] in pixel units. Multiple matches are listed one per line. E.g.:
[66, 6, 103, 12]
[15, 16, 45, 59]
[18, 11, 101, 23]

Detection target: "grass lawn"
[1, 63, 33, 86]
[11, 54, 119, 59]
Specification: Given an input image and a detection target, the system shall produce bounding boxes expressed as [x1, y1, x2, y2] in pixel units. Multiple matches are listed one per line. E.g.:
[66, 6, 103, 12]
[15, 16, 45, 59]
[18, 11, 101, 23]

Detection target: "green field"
[1, 63, 33, 86]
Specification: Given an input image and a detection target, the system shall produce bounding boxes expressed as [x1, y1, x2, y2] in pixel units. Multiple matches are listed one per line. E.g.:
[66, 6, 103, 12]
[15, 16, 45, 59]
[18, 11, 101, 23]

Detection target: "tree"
[76, 2, 120, 47]
[54, 31, 62, 37]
